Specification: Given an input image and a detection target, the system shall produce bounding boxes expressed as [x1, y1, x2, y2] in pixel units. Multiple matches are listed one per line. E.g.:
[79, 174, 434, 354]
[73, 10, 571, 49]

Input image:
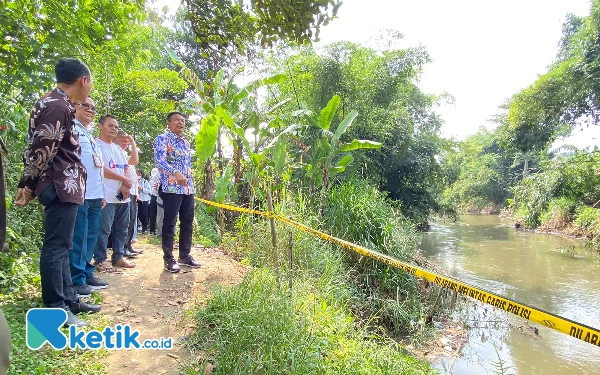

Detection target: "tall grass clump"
[182, 269, 435, 375]
[322, 179, 440, 334]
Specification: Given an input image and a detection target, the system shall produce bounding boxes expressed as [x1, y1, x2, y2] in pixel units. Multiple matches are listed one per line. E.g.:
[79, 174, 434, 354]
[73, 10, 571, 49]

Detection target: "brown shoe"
[113, 258, 136, 268]
[95, 260, 116, 273]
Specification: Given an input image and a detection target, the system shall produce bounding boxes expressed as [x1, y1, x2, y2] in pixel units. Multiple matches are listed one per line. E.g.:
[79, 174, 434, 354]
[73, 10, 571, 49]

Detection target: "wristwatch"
[172, 169, 181, 175]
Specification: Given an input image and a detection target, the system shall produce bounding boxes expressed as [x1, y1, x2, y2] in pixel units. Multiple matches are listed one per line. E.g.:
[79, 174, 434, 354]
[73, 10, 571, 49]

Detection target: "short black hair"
[55, 58, 91, 85]
[167, 112, 185, 121]
[99, 114, 117, 125]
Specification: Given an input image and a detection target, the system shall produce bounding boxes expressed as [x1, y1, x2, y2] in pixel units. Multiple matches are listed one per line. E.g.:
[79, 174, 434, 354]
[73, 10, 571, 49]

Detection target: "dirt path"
[95, 238, 248, 375]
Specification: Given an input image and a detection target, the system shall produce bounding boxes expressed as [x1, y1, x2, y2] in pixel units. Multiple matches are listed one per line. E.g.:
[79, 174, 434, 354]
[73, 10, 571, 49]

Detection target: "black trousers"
[37, 184, 78, 308]
[137, 200, 149, 232]
[125, 195, 137, 251]
[149, 195, 157, 234]
[160, 192, 194, 261]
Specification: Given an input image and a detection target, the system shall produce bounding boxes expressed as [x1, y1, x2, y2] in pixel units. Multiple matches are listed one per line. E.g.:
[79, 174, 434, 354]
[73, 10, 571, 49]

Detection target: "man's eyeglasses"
[77, 102, 97, 113]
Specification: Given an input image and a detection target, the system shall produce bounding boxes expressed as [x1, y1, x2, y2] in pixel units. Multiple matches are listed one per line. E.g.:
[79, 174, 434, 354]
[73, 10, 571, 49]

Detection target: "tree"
[106, 69, 189, 169]
[184, 0, 341, 53]
[440, 127, 510, 211]
[498, 0, 600, 153]
[0, 0, 145, 105]
[266, 41, 446, 222]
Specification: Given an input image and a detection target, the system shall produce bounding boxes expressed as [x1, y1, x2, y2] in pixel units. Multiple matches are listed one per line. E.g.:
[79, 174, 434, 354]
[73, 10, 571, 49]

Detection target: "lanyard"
[76, 121, 99, 155]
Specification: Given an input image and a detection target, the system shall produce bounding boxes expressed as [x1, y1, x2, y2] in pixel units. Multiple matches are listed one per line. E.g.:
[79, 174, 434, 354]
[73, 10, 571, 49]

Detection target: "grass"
[182, 269, 435, 375]
[3, 291, 110, 375]
[181, 179, 448, 374]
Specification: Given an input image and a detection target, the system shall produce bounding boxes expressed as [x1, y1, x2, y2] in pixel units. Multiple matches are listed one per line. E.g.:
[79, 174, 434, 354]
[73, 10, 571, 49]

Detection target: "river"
[419, 214, 600, 375]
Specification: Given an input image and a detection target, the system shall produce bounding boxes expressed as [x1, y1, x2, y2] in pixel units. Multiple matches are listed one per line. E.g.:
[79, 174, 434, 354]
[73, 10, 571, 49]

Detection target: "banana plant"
[296, 94, 382, 214]
[168, 46, 289, 203]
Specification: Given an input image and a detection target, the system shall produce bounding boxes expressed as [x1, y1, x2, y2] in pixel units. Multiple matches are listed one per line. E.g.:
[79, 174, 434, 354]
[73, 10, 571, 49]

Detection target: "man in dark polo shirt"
[15, 58, 101, 326]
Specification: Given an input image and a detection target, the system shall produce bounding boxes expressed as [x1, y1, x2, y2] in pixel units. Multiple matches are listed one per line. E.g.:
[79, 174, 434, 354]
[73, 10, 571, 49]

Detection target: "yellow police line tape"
[195, 197, 600, 348]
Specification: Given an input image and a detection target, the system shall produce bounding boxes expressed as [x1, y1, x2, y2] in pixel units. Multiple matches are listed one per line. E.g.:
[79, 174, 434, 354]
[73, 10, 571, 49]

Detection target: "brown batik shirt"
[17, 88, 87, 205]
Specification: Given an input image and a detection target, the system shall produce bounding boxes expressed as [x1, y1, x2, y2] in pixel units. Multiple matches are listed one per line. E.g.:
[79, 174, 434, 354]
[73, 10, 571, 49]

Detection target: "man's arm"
[103, 167, 132, 188]
[18, 105, 71, 193]
[127, 135, 139, 166]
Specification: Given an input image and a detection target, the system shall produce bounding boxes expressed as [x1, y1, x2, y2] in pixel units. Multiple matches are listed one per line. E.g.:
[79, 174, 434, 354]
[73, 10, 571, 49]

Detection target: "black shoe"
[69, 301, 101, 314]
[64, 309, 89, 327]
[129, 248, 144, 255]
[124, 250, 139, 258]
[178, 256, 201, 268]
[74, 284, 94, 297]
[164, 259, 180, 273]
[86, 276, 108, 290]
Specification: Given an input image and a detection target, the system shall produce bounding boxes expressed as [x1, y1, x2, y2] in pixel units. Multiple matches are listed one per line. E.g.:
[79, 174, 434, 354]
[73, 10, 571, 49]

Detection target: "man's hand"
[126, 135, 135, 146]
[15, 187, 34, 206]
[174, 172, 188, 186]
[118, 184, 130, 200]
[101, 199, 106, 209]
[121, 177, 132, 189]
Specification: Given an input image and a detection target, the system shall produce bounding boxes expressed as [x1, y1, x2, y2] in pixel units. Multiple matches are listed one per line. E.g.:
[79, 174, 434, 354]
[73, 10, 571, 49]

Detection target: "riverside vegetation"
[3, 0, 600, 374]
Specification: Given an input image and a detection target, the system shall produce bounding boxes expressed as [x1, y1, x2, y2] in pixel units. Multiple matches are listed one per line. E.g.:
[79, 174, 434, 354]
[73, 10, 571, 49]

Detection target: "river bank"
[497, 208, 600, 255]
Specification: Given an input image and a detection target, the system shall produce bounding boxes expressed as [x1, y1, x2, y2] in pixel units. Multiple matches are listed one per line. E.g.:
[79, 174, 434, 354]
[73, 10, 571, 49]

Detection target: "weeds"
[183, 269, 435, 375]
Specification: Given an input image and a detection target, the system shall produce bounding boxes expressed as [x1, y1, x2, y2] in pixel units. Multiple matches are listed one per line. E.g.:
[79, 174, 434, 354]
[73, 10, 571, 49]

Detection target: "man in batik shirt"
[153, 112, 201, 273]
[16, 58, 100, 326]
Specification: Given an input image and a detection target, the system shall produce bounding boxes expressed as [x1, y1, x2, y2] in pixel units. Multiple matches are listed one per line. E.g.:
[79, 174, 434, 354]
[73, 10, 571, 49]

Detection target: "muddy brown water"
[419, 214, 600, 375]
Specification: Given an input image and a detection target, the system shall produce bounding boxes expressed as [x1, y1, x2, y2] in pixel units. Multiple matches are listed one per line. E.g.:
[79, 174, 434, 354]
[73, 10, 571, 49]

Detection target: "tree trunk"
[523, 157, 529, 179]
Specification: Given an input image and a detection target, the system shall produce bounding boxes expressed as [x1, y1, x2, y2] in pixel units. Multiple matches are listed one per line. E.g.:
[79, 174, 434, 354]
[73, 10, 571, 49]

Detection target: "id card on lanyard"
[92, 153, 102, 168]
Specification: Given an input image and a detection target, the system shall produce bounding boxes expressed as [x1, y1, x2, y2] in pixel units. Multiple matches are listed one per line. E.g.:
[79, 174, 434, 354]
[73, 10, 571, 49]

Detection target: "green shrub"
[574, 206, 600, 233]
[193, 205, 220, 246]
[539, 197, 577, 229]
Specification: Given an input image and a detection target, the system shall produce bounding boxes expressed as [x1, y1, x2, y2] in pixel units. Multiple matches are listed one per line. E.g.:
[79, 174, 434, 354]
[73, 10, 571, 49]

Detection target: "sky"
[153, 0, 597, 147]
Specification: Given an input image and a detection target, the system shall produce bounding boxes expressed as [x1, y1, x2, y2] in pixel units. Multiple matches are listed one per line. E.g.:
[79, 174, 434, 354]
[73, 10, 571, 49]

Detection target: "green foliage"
[107, 68, 189, 167]
[196, 114, 220, 166]
[539, 197, 577, 229]
[268, 41, 446, 222]
[193, 206, 220, 246]
[512, 151, 600, 228]
[0, 0, 145, 103]
[184, 0, 341, 52]
[183, 269, 434, 375]
[215, 165, 233, 203]
[441, 127, 509, 211]
[498, 0, 600, 153]
[573, 206, 600, 234]
[324, 179, 417, 260]
[289, 95, 382, 213]
[323, 179, 434, 333]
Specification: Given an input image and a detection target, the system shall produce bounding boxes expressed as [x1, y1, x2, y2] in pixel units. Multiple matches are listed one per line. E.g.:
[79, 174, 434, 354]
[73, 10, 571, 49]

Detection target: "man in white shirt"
[69, 97, 109, 297]
[115, 130, 140, 257]
[93, 115, 136, 270]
